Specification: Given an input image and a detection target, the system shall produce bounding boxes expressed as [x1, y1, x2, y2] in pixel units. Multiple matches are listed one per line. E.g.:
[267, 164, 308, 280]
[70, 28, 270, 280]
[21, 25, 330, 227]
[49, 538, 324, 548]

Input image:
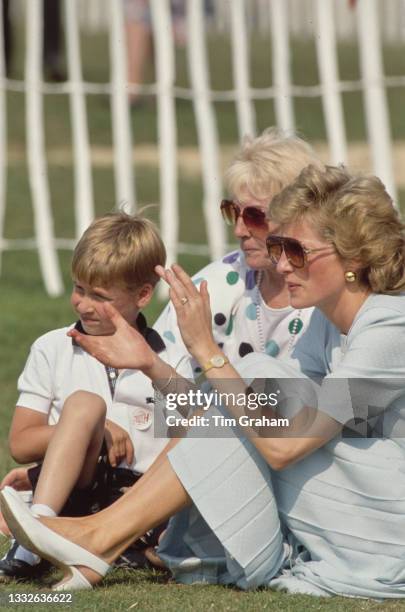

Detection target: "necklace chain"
[255, 271, 303, 354]
[256, 272, 266, 353]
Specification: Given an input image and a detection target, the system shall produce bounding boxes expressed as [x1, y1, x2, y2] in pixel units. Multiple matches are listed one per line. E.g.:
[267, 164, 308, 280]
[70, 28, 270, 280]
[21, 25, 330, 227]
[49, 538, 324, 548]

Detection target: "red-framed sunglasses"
[220, 199, 268, 236]
[266, 235, 333, 269]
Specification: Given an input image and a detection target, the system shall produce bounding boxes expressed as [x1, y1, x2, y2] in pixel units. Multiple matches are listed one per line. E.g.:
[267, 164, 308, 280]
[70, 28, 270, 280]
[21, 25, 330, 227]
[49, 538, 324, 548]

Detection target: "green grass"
[2, 567, 404, 612]
[1, 30, 405, 610]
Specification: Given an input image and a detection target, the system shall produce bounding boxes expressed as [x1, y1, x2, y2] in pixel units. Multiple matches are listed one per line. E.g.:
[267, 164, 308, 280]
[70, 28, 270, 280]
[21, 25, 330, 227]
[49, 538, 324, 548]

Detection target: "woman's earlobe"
[344, 271, 357, 283]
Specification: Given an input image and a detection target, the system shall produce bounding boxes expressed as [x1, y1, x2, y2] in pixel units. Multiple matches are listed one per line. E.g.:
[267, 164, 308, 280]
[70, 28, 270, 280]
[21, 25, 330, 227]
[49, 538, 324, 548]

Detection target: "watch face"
[211, 355, 225, 367]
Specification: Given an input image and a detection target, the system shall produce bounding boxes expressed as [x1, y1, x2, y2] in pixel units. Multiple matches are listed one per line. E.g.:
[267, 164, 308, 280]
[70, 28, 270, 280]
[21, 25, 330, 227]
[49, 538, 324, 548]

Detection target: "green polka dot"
[163, 331, 176, 343]
[225, 314, 235, 336]
[265, 340, 280, 357]
[226, 271, 239, 285]
[288, 318, 304, 335]
[245, 303, 257, 321]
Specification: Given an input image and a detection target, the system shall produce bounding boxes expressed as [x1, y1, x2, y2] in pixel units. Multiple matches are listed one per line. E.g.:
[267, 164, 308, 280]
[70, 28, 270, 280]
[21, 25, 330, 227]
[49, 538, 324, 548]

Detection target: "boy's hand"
[0, 468, 33, 538]
[104, 419, 134, 467]
[0, 467, 32, 491]
[67, 303, 157, 371]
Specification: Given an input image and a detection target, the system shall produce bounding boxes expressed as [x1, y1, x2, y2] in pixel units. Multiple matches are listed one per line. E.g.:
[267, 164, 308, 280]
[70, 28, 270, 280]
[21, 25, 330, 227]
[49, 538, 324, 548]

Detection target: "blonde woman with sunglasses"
[155, 127, 324, 373]
[3, 165, 405, 599]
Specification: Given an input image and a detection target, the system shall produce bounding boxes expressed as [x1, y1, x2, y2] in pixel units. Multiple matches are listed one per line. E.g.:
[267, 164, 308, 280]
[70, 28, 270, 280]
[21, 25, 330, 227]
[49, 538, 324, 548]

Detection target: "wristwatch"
[202, 354, 229, 373]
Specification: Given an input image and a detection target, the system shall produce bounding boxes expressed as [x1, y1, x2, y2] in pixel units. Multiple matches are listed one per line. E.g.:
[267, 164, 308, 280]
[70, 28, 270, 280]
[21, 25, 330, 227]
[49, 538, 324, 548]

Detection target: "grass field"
[1, 28, 405, 610]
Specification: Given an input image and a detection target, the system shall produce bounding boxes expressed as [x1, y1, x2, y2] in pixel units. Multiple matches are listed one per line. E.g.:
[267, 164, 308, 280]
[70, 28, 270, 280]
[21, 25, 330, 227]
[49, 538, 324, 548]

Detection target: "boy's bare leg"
[36, 452, 190, 585]
[1, 391, 106, 570]
[33, 391, 106, 514]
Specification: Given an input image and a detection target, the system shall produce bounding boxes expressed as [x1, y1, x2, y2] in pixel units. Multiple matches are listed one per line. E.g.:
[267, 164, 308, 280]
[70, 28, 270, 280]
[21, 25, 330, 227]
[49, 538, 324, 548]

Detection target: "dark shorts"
[26, 443, 166, 549]
[27, 442, 141, 517]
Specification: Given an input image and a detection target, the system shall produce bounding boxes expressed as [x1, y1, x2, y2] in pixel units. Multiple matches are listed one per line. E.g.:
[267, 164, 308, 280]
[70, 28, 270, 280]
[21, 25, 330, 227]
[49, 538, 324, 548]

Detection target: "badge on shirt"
[131, 407, 153, 431]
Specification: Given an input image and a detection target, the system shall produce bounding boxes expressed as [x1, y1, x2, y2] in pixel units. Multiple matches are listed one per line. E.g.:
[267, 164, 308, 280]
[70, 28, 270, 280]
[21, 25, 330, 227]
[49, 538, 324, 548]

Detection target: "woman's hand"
[155, 264, 218, 361]
[67, 303, 157, 371]
[104, 420, 135, 468]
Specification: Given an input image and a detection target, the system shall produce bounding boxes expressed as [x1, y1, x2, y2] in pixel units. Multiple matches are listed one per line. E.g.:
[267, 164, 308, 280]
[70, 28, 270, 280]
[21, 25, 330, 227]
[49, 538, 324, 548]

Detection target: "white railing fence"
[74, 0, 405, 43]
[0, 0, 402, 295]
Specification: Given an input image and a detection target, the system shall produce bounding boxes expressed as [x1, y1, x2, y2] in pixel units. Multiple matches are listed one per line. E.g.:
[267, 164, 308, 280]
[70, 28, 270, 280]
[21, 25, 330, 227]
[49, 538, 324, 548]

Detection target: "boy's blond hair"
[72, 212, 166, 290]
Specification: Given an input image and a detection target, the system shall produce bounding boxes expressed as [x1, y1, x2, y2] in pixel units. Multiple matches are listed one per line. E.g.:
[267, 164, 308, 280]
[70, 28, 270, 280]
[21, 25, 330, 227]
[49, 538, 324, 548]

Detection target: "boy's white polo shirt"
[17, 318, 193, 474]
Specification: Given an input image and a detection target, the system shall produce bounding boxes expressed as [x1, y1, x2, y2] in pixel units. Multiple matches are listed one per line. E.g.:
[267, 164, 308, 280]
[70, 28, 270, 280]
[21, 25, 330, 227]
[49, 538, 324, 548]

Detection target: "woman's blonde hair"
[269, 164, 405, 294]
[224, 127, 324, 201]
[72, 212, 166, 291]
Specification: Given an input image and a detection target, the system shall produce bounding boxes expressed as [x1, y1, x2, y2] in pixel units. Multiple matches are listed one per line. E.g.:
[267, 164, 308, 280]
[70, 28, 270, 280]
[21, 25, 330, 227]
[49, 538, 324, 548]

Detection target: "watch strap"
[202, 355, 229, 373]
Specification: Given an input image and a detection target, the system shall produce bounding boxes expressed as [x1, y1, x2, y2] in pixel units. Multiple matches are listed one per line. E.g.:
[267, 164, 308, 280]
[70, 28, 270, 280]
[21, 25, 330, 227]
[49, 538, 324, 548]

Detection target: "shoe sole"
[0, 488, 109, 582]
[0, 494, 64, 575]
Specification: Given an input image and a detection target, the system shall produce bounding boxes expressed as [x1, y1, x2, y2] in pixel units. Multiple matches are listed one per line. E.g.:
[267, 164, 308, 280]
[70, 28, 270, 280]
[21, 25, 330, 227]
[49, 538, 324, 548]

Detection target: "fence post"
[26, 0, 63, 296]
[356, 0, 396, 202]
[65, 0, 94, 238]
[109, 0, 136, 212]
[150, 0, 178, 300]
[230, 0, 256, 140]
[314, 0, 347, 164]
[270, 0, 295, 132]
[186, 0, 226, 261]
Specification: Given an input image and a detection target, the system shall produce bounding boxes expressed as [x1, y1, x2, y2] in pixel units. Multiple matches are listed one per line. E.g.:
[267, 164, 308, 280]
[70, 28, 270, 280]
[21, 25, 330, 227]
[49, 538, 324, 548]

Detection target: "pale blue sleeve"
[318, 307, 405, 429]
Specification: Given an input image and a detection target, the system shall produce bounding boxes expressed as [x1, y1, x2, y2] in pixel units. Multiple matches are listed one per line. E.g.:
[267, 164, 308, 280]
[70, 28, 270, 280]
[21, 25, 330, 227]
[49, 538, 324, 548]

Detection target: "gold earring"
[345, 271, 356, 283]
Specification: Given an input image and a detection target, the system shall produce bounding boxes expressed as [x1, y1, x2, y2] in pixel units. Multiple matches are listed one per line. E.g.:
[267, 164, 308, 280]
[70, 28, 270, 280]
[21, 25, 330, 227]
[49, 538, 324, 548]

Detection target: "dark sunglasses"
[266, 235, 333, 269]
[220, 199, 268, 235]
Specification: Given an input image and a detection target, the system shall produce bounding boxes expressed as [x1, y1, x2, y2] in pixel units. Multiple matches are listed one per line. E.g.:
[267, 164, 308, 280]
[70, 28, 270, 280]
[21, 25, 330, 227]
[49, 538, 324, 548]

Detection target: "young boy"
[0, 212, 192, 585]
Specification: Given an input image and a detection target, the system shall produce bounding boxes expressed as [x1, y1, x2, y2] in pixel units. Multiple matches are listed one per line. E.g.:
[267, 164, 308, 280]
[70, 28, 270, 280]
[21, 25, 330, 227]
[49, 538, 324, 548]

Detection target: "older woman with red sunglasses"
[154, 127, 323, 372]
[3, 165, 405, 599]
